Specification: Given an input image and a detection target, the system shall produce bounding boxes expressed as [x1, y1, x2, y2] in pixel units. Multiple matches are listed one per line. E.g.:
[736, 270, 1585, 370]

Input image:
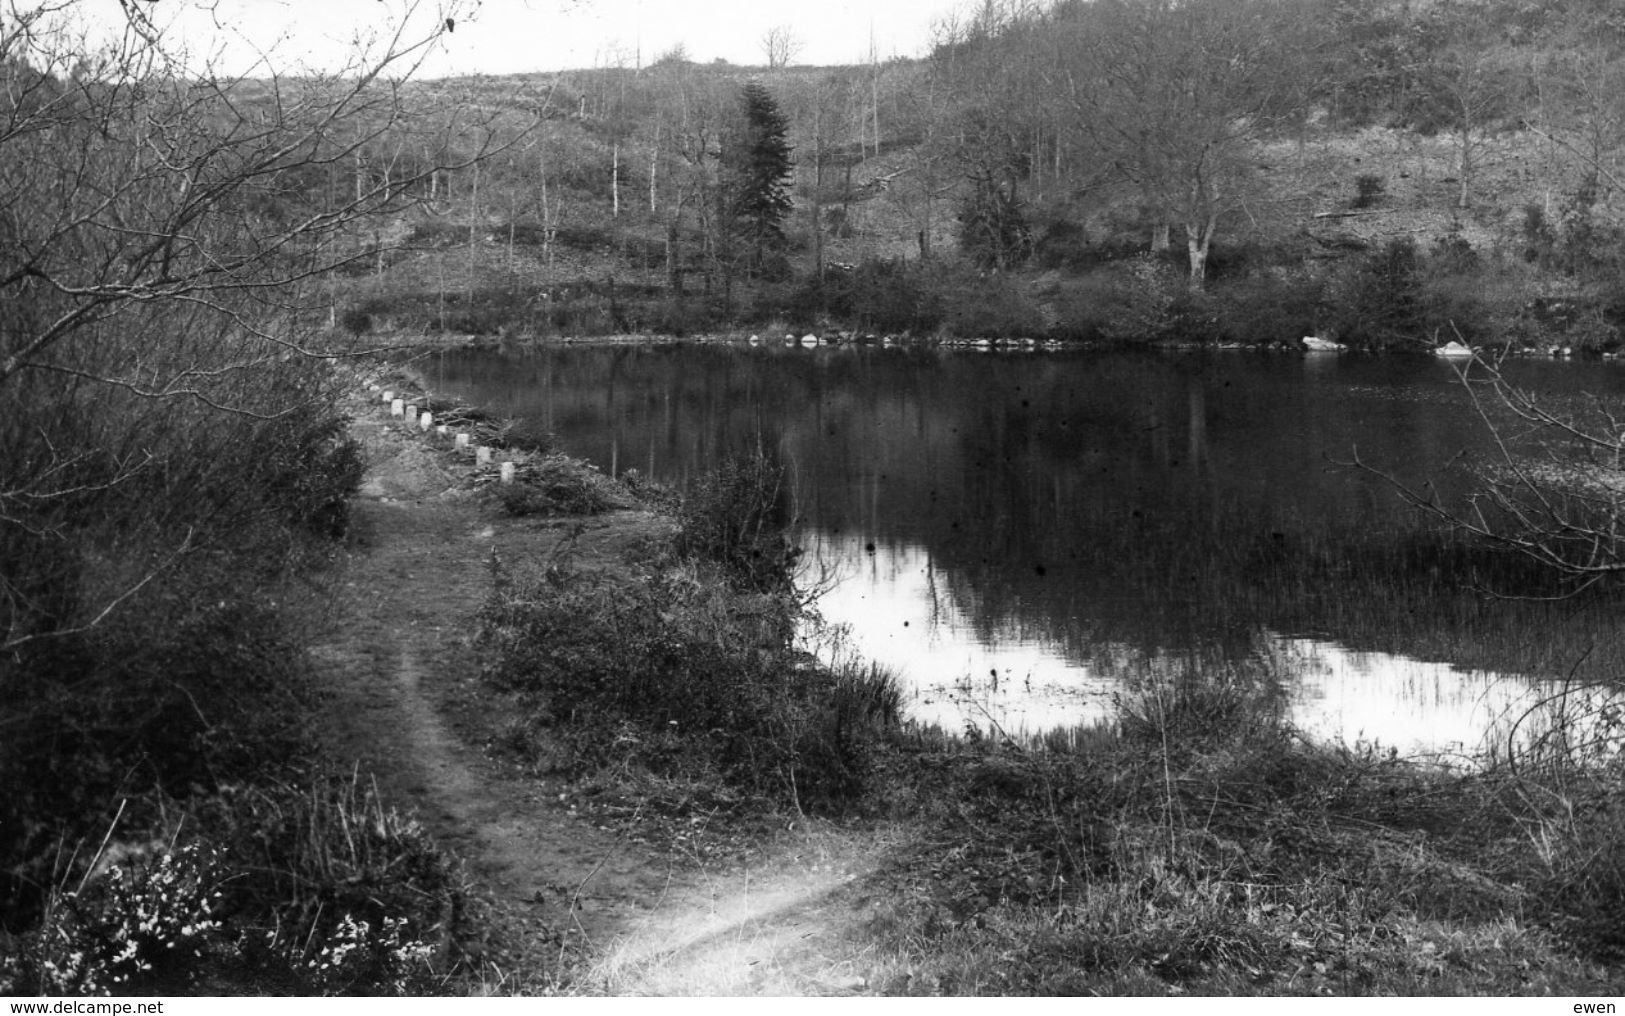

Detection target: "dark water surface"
[429, 343, 1625, 756]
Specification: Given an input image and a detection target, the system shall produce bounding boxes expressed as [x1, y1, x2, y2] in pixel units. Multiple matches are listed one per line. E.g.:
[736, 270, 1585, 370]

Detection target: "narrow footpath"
[304, 384, 893, 995]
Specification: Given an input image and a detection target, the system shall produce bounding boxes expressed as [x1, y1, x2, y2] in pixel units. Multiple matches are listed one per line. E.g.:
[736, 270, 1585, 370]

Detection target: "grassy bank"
[852, 704, 1625, 995]
[471, 446, 1625, 996]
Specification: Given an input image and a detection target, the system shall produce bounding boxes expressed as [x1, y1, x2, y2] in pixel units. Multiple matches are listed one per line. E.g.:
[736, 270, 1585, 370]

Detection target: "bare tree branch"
[1351, 354, 1625, 593]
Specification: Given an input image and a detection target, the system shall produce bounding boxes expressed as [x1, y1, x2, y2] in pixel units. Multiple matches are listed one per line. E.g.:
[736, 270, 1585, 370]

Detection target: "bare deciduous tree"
[1053, 0, 1311, 287]
[761, 25, 801, 71]
[0, 0, 503, 648]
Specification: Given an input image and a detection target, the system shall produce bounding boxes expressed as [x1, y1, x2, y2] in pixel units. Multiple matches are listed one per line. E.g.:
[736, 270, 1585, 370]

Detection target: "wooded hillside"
[325, 0, 1625, 349]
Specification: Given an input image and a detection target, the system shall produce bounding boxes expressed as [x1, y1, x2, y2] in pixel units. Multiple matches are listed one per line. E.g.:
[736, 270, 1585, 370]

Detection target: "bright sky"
[41, 0, 973, 76]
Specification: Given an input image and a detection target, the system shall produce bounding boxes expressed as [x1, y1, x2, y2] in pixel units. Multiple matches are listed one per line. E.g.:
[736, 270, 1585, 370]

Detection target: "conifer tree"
[957, 168, 1032, 271]
[724, 81, 794, 278]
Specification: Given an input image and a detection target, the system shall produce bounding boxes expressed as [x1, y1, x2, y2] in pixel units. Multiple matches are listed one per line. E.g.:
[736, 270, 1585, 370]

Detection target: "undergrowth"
[0, 354, 470, 996]
[479, 453, 898, 815]
[491, 454, 638, 517]
[840, 660, 1625, 996]
[479, 555, 899, 815]
[0, 773, 460, 996]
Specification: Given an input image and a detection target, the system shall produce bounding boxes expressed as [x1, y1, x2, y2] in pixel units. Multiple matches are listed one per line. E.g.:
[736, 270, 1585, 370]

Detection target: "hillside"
[320, 0, 1625, 350]
[352, 1, 1625, 349]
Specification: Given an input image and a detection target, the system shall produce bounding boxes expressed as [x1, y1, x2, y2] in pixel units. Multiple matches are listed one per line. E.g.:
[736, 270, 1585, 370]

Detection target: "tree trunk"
[1457, 123, 1473, 209]
[540, 147, 556, 269]
[649, 125, 659, 213]
[667, 220, 681, 294]
[812, 136, 824, 281]
[467, 161, 479, 305]
[1185, 218, 1214, 289]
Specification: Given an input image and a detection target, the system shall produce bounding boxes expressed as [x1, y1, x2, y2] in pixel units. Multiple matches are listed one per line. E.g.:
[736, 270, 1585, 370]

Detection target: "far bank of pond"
[427, 342, 1625, 759]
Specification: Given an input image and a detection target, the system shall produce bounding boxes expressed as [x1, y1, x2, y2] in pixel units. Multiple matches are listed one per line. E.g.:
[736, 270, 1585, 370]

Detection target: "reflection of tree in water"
[431, 344, 1625, 685]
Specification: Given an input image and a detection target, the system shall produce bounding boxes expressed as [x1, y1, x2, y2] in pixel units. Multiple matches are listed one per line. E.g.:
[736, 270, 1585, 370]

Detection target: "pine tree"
[724, 82, 794, 279]
[957, 168, 1032, 271]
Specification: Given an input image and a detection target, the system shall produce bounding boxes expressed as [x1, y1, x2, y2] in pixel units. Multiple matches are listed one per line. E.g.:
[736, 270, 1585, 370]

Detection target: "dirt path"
[306, 389, 895, 995]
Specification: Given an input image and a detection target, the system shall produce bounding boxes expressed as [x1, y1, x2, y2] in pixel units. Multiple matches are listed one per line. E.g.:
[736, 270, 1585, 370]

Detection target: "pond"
[428, 341, 1625, 759]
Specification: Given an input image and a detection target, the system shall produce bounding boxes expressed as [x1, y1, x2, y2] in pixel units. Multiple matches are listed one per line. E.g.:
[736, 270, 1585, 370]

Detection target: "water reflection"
[804, 532, 1117, 735]
[809, 531, 1615, 757]
[429, 343, 1625, 758]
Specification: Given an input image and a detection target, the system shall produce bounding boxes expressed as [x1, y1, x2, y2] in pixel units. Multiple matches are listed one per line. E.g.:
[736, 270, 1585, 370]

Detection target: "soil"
[305, 383, 894, 995]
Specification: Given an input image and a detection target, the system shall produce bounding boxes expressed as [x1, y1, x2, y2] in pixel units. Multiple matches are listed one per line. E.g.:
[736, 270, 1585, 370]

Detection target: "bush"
[339, 307, 373, 339]
[479, 560, 900, 812]
[0, 593, 313, 931]
[481, 455, 900, 813]
[1044, 259, 1180, 344]
[1328, 236, 1425, 347]
[493, 455, 638, 517]
[941, 270, 1045, 339]
[789, 258, 944, 335]
[0, 336, 362, 949]
[206, 776, 457, 995]
[1210, 272, 1326, 345]
[1113, 653, 1286, 756]
[1353, 174, 1386, 209]
[674, 453, 802, 597]
[2, 843, 224, 995]
[958, 171, 1033, 271]
[1032, 216, 1092, 271]
[1, 775, 462, 996]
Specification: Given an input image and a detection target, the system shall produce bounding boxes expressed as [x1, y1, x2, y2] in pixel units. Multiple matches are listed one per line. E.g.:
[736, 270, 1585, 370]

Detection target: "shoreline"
[359, 329, 1625, 361]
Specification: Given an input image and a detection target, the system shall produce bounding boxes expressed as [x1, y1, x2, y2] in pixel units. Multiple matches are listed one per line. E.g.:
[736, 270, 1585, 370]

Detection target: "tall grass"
[480, 455, 900, 814]
[1, 774, 460, 995]
[479, 554, 900, 813]
[840, 651, 1625, 993]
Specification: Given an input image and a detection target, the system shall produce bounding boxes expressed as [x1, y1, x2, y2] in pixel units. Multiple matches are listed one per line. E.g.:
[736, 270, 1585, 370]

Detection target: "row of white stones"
[370, 384, 517, 483]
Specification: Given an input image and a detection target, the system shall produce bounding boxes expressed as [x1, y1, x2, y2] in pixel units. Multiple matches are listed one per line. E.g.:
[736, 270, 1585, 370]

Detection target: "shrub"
[0, 590, 313, 934]
[1032, 216, 1092, 271]
[0, 348, 363, 949]
[1328, 235, 1425, 347]
[789, 258, 944, 335]
[208, 776, 456, 995]
[339, 307, 373, 339]
[957, 170, 1033, 271]
[1113, 653, 1286, 756]
[647, 296, 720, 336]
[1523, 204, 1558, 267]
[1210, 272, 1325, 345]
[1353, 174, 1386, 209]
[493, 455, 637, 517]
[618, 469, 680, 513]
[1, 775, 464, 996]
[673, 453, 802, 596]
[479, 560, 899, 812]
[2, 843, 224, 995]
[1045, 259, 1180, 344]
[941, 270, 1045, 340]
[481, 455, 901, 813]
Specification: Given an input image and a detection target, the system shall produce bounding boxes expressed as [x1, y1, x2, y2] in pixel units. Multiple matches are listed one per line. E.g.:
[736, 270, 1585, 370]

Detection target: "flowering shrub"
[300, 914, 437, 995]
[2, 844, 222, 995]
